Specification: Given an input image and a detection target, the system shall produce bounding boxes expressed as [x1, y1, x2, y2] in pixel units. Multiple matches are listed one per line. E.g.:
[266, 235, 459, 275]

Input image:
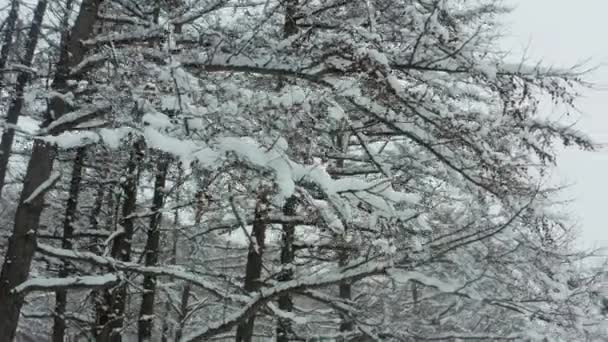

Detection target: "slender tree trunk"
[175, 173, 203, 341]
[335, 132, 354, 335]
[0, 0, 103, 339]
[138, 156, 170, 342]
[0, 0, 19, 91]
[89, 150, 110, 234]
[174, 282, 191, 341]
[161, 165, 182, 342]
[97, 139, 144, 342]
[276, 2, 299, 340]
[88, 151, 110, 339]
[52, 147, 86, 342]
[92, 152, 117, 338]
[235, 190, 270, 342]
[338, 267, 353, 331]
[0, 0, 47, 196]
[277, 196, 297, 342]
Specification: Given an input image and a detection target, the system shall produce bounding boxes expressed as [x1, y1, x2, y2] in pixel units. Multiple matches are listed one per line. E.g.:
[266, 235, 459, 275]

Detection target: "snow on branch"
[23, 172, 61, 204]
[36, 243, 244, 302]
[1, 64, 38, 75]
[13, 273, 120, 294]
[181, 260, 477, 341]
[181, 262, 384, 341]
[40, 102, 111, 135]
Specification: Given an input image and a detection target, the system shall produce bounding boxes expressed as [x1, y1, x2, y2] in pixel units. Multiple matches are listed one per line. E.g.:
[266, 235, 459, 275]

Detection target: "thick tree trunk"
[96, 140, 144, 342]
[0, 0, 103, 339]
[138, 156, 170, 342]
[235, 190, 270, 342]
[277, 196, 297, 342]
[0, 0, 47, 196]
[52, 147, 86, 342]
[0, 0, 19, 90]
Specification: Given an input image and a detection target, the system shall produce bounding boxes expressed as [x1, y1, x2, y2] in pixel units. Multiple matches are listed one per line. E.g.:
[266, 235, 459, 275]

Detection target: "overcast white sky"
[505, 0, 608, 251]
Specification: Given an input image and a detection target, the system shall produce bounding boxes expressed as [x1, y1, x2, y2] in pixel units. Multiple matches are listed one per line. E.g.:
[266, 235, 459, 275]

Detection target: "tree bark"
[235, 190, 270, 342]
[277, 196, 297, 342]
[175, 173, 203, 341]
[335, 132, 353, 334]
[96, 139, 144, 342]
[174, 282, 191, 342]
[0, 0, 19, 91]
[0, 0, 103, 339]
[0, 0, 47, 196]
[52, 147, 86, 342]
[138, 156, 170, 342]
[276, 2, 299, 340]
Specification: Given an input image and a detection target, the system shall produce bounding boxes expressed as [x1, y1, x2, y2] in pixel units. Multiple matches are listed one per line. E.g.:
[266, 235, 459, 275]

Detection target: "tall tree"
[52, 147, 86, 342]
[276, 1, 300, 340]
[0, 0, 19, 91]
[0, 0, 47, 195]
[0, 0, 104, 338]
[235, 189, 271, 342]
[138, 156, 170, 341]
[96, 139, 144, 342]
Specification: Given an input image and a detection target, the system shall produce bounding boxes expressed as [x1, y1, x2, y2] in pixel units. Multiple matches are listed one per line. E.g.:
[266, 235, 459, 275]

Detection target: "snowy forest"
[0, 0, 606, 341]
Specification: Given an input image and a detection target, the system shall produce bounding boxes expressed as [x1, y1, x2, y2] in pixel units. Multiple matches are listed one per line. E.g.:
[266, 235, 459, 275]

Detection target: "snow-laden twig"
[36, 243, 245, 302]
[13, 273, 121, 294]
[23, 172, 61, 204]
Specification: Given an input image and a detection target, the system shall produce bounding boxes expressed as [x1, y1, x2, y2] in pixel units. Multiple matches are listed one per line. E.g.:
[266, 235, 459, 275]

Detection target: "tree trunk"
[276, 2, 299, 340]
[0, 0, 47, 196]
[0, 0, 103, 339]
[138, 156, 170, 342]
[52, 147, 86, 342]
[96, 139, 144, 342]
[174, 282, 191, 342]
[175, 173, 203, 341]
[0, 0, 19, 91]
[277, 196, 297, 342]
[335, 132, 353, 335]
[235, 190, 270, 342]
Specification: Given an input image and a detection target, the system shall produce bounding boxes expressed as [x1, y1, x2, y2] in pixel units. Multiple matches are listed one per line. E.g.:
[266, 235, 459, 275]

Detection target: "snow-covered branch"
[13, 274, 121, 294]
[36, 243, 242, 302]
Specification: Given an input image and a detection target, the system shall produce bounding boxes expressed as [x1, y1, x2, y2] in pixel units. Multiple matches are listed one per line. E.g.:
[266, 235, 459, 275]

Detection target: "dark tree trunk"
[138, 156, 170, 342]
[96, 140, 144, 342]
[91, 153, 117, 338]
[89, 150, 110, 234]
[235, 190, 270, 342]
[276, 2, 299, 340]
[283, 0, 298, 37]
[277, 196, 297, 342]
[338, 271, 353, 332]
[0, 0, 47, 196]
[161, 165, 182, 342]
[335, 132, 354, 334]
[175, 173, 203, 341]
[0, 0, 103, 339]
[52, 147, 86, 342]
[0, 0, 19, 91]
[174, 282, 191, 342]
